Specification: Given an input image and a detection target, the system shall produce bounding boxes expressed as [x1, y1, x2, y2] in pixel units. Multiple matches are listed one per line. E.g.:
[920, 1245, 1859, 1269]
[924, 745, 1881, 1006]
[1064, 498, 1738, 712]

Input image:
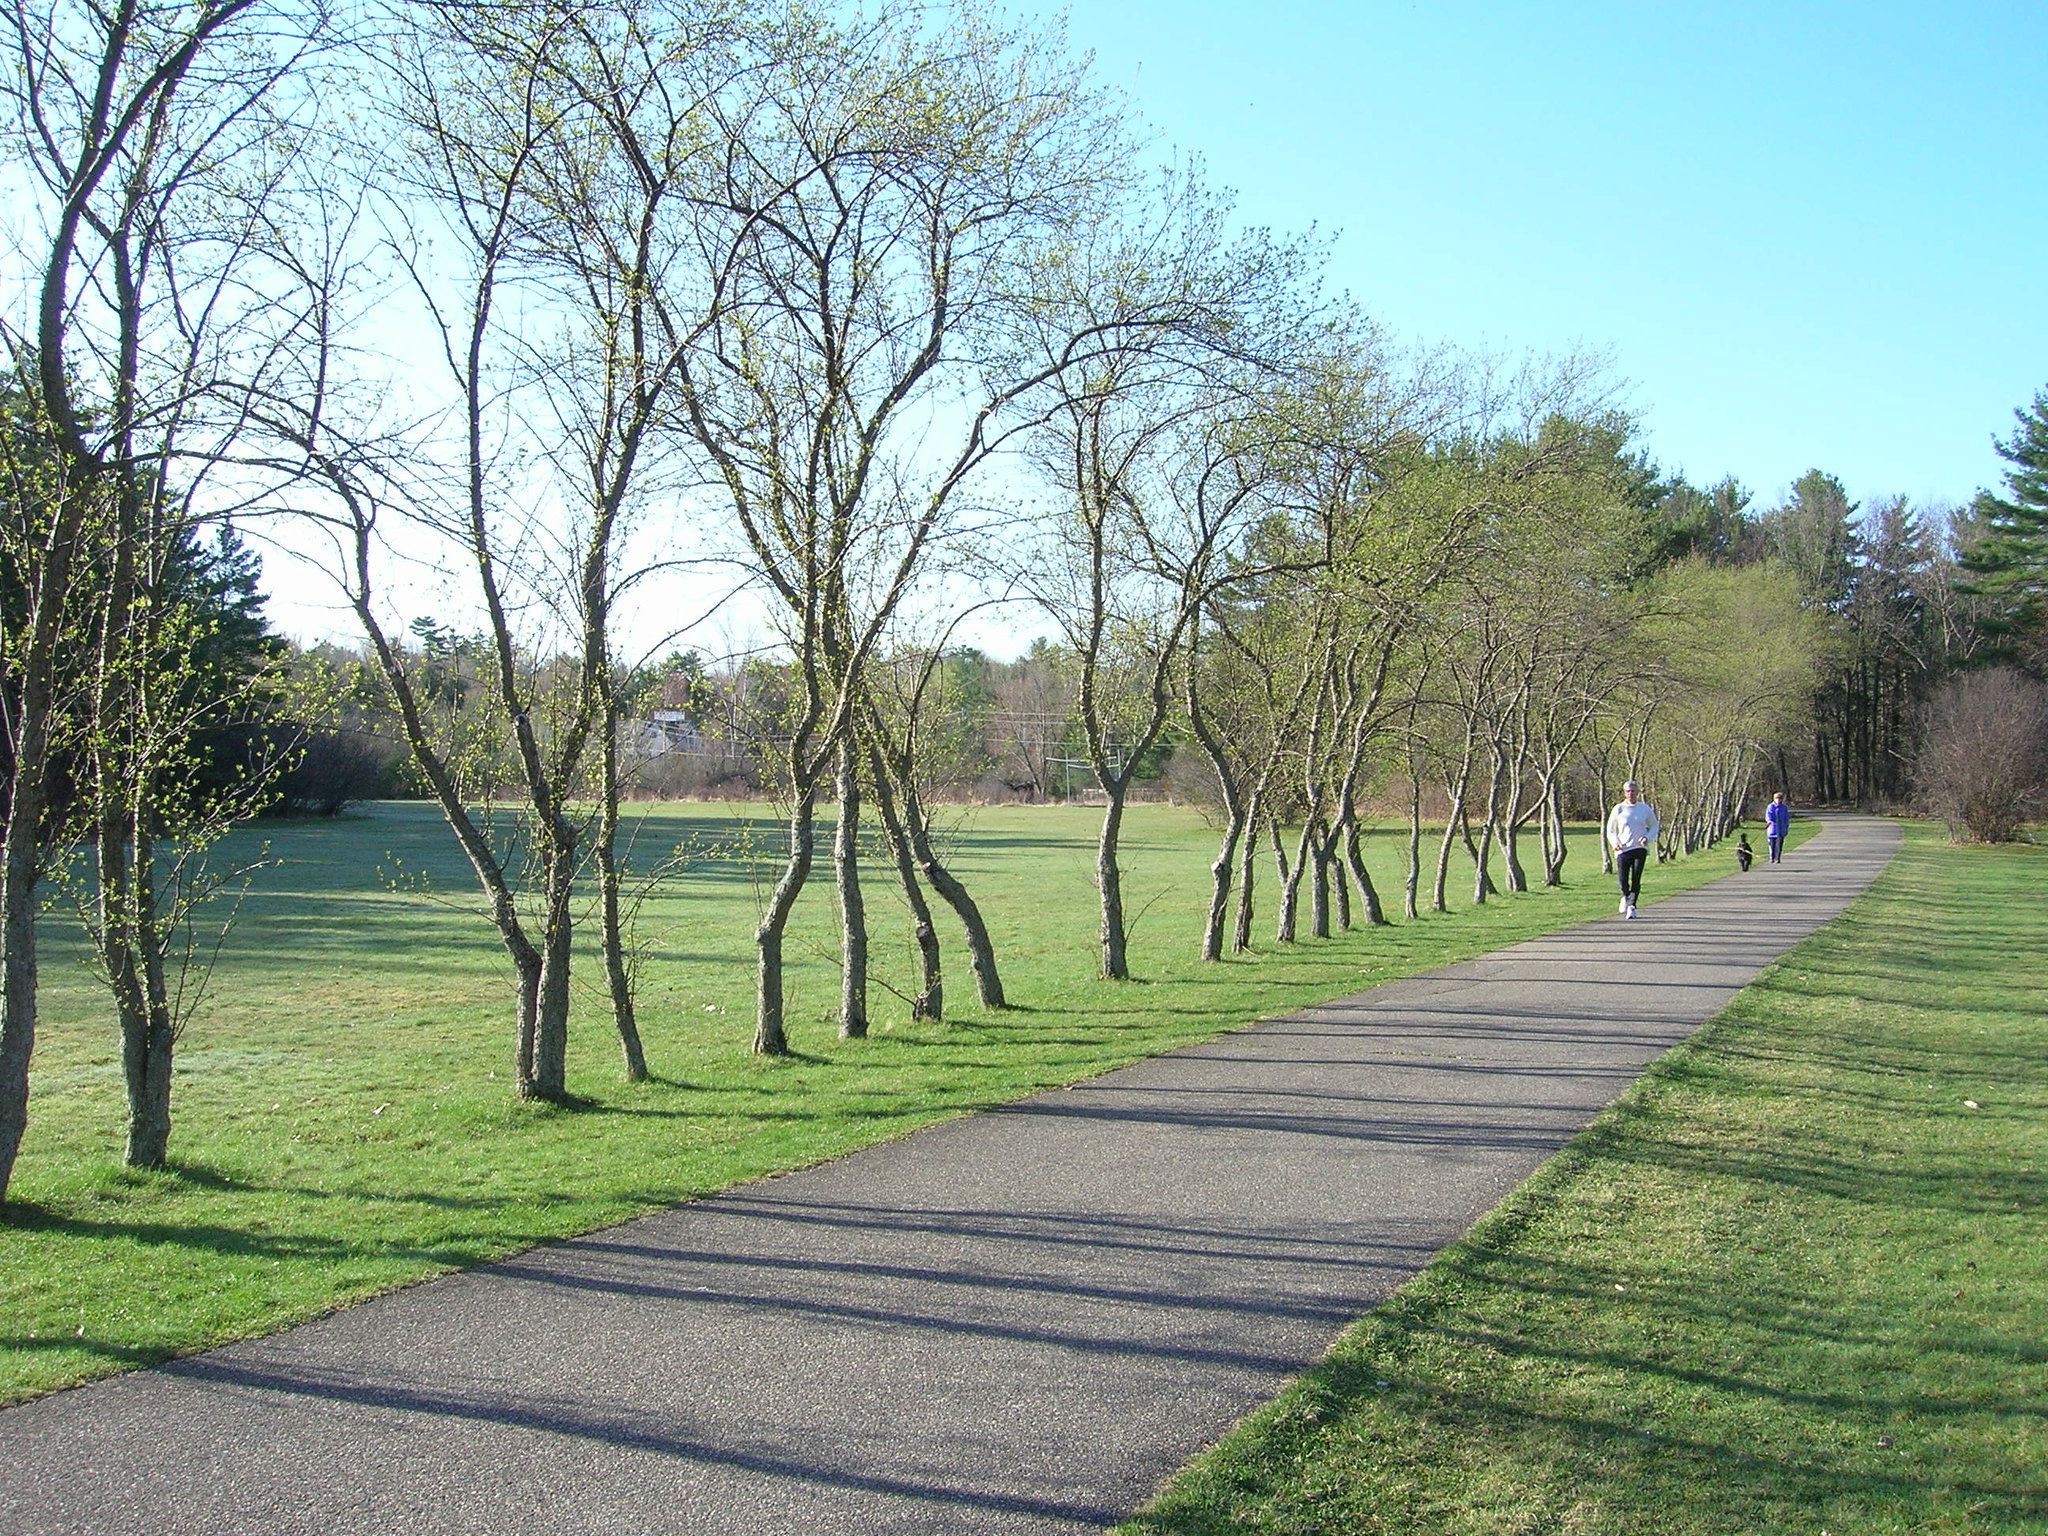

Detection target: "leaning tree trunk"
[867, 745, 940, 1021]
[901, 780, 1005, 1009]
[1460, 804, 1500, 900]
[1203, 808, 1244, 962]
[1274, 818, 1306, 944]
[1328, 823, 1352, 932]
[1471, 804, 1498, 907]
[755, 787, 819, 1056]
[1233, 792, 1264, 954]
[1184, 685, 1247, 963]
[834, 742, 869, 1040]
[1434, 740, 1478, 914]
[1467, 738, 1507, 904]
[1337, 809, 1388, 926]
[1498, 785, 1529, 894]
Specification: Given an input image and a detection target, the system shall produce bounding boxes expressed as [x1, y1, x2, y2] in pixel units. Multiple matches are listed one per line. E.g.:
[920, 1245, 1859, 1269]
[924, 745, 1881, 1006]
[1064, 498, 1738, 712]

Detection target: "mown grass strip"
[1121, 821, 2047, 1536]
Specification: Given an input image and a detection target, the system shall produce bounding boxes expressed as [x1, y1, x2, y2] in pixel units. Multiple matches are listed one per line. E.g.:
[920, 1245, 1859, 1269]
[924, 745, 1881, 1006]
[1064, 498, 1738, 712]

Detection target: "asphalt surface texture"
[1, 815, 1901, 1535]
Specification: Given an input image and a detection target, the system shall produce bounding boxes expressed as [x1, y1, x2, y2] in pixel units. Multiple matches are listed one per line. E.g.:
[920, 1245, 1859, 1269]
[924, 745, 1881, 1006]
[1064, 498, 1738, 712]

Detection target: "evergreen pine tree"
[1960, 385, 2048, 669]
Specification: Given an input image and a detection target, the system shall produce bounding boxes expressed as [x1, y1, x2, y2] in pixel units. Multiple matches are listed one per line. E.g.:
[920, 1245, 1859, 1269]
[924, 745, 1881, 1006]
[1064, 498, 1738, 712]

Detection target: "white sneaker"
[1625, 902, 1636, 919]
[1619, 898, 1629, 914]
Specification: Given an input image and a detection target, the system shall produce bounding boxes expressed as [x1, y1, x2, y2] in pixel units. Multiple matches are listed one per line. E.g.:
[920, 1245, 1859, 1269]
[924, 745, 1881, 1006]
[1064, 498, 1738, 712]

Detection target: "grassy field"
[0, 798, 1765, 1404]
[1121, 821, 2047, 1536]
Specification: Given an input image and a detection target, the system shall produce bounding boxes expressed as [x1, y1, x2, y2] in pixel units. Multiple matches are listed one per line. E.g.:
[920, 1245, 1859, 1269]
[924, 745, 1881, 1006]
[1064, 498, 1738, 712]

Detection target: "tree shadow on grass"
[1140, 1229, 2047, 1535]
[0, 1203, 492, 1269]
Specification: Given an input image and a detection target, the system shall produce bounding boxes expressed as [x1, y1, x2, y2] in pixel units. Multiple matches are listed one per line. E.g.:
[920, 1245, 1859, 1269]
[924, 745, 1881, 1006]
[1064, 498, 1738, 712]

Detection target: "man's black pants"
[1616, 846, 1648, 902]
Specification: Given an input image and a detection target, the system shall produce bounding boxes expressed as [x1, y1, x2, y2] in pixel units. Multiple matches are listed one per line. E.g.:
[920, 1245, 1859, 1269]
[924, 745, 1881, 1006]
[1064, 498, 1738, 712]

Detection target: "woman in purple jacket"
[1764, 791, 1790, 864]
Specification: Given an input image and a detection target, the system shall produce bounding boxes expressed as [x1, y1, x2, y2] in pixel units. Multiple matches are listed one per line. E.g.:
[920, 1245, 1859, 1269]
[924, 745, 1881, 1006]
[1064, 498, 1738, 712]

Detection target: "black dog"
[1736, 834, 1754, 872]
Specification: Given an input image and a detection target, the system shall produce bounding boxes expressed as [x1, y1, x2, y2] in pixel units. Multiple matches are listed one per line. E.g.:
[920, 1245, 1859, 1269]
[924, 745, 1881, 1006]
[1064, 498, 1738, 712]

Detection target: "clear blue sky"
[1038, 0, 2048, 514]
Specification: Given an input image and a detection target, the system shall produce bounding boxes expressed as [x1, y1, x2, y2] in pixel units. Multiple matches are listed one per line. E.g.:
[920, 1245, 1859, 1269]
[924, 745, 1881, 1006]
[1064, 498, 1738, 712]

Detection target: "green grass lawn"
[1120, 821, 2047, 1536]
[0, 799, 1786, 1405]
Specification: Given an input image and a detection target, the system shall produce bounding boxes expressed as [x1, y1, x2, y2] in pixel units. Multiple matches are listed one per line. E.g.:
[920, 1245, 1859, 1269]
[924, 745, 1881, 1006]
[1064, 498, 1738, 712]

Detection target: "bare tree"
[265, 0, 747, 1097]
[661, 5, 1127, 1050]
[860, 645, 1010, 1015]
[1019, 176, 1316, 979]
[1912, 667, 2048, 842]
[1, 0, 332, 1196]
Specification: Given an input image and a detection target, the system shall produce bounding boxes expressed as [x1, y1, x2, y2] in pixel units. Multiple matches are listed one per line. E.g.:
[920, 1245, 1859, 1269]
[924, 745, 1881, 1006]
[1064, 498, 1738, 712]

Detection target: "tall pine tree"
[1961, 385, 2048, 671]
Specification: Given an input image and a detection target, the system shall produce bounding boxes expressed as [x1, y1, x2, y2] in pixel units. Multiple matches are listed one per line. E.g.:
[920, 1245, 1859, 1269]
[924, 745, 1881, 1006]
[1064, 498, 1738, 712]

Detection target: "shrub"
[275, 729, 402, 816]
[1911, 667, 2048, 842]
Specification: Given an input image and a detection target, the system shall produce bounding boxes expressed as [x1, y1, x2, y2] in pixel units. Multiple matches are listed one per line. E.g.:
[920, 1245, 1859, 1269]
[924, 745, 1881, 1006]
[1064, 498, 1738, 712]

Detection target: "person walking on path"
[1765, 791, 1791, 864]
[1607, 779, 1660, 919]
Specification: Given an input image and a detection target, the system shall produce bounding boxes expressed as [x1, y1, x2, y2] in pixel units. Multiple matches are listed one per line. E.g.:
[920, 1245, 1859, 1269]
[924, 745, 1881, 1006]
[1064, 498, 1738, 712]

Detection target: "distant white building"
[632, 709, 704, 759]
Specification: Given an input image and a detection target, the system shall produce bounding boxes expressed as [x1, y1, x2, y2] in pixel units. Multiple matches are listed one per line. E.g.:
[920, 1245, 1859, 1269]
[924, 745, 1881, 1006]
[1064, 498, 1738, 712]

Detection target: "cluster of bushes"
[1911, 667, 2048, 843]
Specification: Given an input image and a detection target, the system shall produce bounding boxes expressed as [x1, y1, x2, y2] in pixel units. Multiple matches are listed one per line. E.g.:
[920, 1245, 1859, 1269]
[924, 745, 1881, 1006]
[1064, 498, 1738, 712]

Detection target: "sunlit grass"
[1121, 822, 2046, 1536]
[2, 798, 1778, 1404]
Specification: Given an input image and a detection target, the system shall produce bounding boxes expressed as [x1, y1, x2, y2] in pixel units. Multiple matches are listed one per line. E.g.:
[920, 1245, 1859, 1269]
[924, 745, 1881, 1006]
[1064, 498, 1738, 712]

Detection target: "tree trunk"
[90, 471, 179, 1169]
[1432, 808, 1458, 915]
[1308, 820, 1332, 939]
[1274, 818, 1305, 944]
[514, 944, 541, 1092]
[1596, 764, 1615, 874]
[1434, 724, 1481, 913]
[1404, 771, 1422, 921]
[126, 824, 176, 1169]
[1184, 679, 1246, 964]
[1461, 812, 1499, 897]
[1329, 824, 1352, 932]
[1543, 778, 1568, 886]
[0, 802, 43, 1201]
[867, 745, 940, 1021]
[1203, 811, 1243, 963]
[1499, 806, 1528, 893]
[834, 742, 868, 1039]
[1233, 793, 1263, 954]
[596, 715, 648, 1082]
[1468, 751, 1504, 904]
[902, 783, 1004, 1009]
[0, 483, 94, 1201]
[755, 789, 818, 1055]
[103, 809, 178, 1169]
[527, 830, 575, 1102]
[1340, 812, 1388, 926]
[1097, 789, 1129, 980]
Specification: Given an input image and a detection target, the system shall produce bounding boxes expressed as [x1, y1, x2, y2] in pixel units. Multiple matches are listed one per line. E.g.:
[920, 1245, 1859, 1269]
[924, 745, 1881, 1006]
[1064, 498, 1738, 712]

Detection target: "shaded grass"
[1, 799, 1788, 1404]
[1120, 821, 2047, 1536]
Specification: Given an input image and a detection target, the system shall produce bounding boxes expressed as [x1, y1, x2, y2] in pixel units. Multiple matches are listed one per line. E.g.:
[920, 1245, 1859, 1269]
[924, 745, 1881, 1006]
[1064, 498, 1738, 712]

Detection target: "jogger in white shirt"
[1606, 780, 1660, 919]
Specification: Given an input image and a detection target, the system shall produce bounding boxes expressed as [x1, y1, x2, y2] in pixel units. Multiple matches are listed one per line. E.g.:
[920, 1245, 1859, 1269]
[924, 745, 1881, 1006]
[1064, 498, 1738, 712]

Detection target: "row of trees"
[4, 0, 2043, 1204]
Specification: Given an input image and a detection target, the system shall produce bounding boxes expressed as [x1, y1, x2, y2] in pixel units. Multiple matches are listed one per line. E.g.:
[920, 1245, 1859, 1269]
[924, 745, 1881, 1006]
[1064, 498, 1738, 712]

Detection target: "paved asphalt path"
[1, 816, 1900, 1535]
